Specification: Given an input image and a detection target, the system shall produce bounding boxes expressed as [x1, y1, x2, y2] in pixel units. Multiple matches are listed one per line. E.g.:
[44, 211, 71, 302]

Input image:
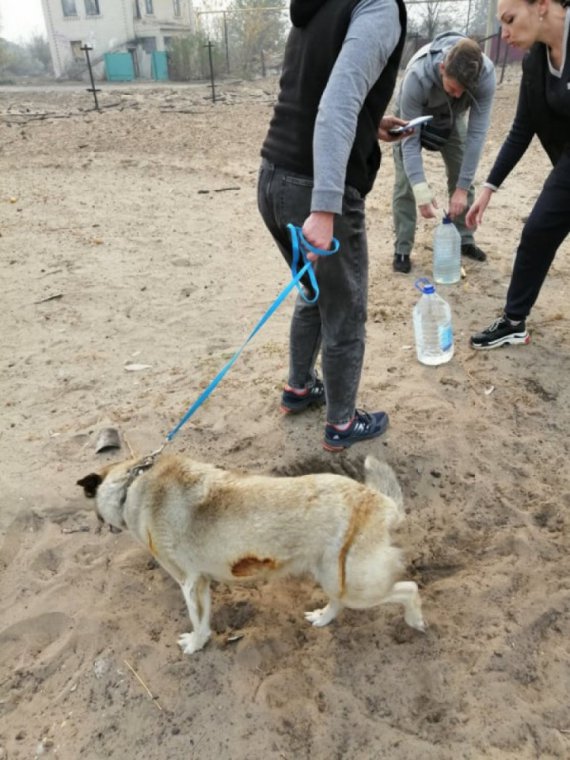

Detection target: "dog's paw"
[406, 614, 427, 633]
[304, 605, 336, 627]
[177, 632, 209, 655]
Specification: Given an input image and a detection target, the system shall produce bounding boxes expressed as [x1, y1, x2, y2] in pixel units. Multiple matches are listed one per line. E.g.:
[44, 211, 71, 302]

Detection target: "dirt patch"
[1, 72, 569, 759]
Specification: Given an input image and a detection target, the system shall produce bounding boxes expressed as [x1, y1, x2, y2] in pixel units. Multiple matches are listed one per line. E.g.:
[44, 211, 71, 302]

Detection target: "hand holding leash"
[301, 211, 335, 261]
[288, 222, 340, 304]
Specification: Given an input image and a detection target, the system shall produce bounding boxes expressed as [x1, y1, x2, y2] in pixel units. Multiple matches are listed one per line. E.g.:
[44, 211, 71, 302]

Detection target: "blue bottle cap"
[442, 212, 452, 224]
[415, 277, 435, 294]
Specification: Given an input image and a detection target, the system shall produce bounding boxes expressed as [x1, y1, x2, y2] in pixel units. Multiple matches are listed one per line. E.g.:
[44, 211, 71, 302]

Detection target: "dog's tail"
[364, 456, 404, 524]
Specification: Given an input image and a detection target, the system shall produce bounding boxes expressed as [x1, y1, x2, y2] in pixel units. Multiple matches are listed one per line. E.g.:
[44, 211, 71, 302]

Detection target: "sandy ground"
[1, 70, 569, 760]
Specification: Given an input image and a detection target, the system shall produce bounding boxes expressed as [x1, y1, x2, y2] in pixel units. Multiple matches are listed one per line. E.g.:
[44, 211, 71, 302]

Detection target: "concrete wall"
[41, 0, 194, 79]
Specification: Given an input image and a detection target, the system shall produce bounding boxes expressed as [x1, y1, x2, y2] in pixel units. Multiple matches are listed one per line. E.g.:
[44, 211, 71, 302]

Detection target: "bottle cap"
[442, 212, 452, 224]
[415, 277, 435, 294]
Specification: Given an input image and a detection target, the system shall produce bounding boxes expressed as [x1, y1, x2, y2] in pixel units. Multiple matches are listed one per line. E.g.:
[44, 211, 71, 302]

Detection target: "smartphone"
[389, 114, 434, 135]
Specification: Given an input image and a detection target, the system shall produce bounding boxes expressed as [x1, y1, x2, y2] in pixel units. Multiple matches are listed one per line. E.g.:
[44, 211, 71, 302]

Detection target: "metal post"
[223, 12, 230, 74]
[495, 28, 502, 65]
[260, 48, 266, 78]
[81, 44, 101, 111]
[205, 40, 216, 103]
[500, 36, 510, 84]
[484, 0, 498, 58]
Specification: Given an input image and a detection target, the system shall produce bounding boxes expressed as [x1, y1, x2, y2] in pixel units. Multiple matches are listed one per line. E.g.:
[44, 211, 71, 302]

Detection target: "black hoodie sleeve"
[486, 75, 534, 188]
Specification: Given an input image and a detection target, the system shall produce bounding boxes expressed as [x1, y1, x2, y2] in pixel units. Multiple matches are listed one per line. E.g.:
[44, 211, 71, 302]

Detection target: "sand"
[1, 72, 569, 760]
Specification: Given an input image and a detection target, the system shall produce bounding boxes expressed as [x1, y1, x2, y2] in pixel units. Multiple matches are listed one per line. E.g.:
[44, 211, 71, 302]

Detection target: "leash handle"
[287, 224, 340, 304]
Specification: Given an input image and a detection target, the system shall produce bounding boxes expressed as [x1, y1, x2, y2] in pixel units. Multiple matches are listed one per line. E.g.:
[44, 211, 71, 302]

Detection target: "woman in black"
[467, 0, 570, 349]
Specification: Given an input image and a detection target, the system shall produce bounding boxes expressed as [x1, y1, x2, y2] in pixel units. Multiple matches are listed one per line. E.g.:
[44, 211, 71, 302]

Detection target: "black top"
[487, 31, 570, 188]
[261, 0, 407, 197]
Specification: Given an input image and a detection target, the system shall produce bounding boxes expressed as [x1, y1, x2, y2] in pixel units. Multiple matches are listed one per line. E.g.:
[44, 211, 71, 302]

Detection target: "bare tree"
[468, 0, 492, 37]
[407, 0, 470, 39]
[27, 35, 53, 74]
[0, 11, 5, 72]
[226, 0, 288, 78]
[424, 0, 444, 37]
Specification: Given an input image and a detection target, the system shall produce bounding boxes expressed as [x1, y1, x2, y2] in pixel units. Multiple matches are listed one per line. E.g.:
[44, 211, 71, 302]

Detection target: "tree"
[0, 36, 54, 79]
[27, 35, 53, 74]
[168, 31, 224, 81]
[406, 0, 475, 40]
[0, 10, 6, 71]
[226, 0, 288, 78]
[410, 0, 459, 38]
[466, 0, 493, 37]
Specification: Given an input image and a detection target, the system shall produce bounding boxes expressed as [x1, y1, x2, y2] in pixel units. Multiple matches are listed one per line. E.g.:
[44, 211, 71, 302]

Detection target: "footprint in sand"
[30, 548, 63, 579]
[0, 611, 73, 667]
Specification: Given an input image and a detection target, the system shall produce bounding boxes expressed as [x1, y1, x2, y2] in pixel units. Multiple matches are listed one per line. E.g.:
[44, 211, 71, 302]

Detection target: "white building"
[41, 0, 196, 79]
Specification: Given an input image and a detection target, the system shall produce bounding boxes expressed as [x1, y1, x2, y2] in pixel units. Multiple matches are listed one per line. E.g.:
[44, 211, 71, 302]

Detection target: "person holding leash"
[468, 0, 570, 349]
[391, 33, 496, 274]
[258, 0, 407, 451]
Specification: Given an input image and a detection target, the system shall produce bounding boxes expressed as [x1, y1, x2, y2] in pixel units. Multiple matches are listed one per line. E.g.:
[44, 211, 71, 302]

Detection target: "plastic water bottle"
[433, 213, 461, 284]
[413, 278, 454, 365]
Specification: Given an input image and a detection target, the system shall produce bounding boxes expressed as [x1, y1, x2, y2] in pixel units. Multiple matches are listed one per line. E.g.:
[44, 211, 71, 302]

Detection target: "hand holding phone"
[389, 114, 434, 135]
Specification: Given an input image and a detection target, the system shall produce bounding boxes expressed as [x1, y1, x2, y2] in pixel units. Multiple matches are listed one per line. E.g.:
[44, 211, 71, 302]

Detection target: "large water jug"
[433, 213, 461, 284]
[413, 278, 454, 365]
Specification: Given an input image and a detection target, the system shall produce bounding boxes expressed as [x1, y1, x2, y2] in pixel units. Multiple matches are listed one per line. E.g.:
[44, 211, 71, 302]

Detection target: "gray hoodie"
[395, 32, 496, 201]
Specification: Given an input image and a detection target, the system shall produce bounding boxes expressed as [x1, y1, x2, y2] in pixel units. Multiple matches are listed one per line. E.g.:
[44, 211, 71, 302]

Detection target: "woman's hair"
[444, 38, 484, 91]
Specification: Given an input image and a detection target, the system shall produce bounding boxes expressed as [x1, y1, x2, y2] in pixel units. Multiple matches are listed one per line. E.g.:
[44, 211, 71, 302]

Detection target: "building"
[41, 0, 196, 80]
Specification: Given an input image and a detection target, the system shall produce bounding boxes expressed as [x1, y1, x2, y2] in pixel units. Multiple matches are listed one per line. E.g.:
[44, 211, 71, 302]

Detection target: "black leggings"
[506, 151, 570, 321]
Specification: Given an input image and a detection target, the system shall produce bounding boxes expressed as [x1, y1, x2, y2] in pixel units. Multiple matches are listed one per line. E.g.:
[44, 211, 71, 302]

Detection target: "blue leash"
[164, 225, 339, 442]
[288, 223, 339, 304]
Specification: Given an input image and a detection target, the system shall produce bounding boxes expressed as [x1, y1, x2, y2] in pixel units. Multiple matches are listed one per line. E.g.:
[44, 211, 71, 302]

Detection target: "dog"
[77, 453, 425, 655]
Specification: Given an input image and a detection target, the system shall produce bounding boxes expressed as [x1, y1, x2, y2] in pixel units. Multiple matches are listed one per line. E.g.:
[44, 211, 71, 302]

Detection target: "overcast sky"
[1, 0, 47, 42]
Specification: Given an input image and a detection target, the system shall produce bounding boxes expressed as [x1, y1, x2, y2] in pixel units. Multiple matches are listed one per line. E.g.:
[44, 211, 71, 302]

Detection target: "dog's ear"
[77, 473, 103, 498]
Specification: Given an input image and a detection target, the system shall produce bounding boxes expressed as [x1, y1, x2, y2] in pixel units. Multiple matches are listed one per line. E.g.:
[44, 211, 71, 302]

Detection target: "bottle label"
[439, 324, 453, 352]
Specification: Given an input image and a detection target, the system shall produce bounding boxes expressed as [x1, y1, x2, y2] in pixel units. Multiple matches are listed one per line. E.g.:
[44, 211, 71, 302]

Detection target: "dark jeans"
[506, 151, 570, 321]
[257, 159, 368, 426]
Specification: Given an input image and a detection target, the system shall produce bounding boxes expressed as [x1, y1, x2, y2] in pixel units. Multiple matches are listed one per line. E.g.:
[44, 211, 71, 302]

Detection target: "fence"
[180, 8, 523, 84]
[62, 14, 525, 87]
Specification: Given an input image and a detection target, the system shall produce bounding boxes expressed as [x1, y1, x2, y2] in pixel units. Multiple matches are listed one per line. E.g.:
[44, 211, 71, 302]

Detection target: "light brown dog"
[77, 453, 425, 655]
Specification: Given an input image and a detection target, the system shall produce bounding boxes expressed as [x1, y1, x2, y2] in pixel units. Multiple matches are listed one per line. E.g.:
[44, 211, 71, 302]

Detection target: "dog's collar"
[119, 455, 157, 507]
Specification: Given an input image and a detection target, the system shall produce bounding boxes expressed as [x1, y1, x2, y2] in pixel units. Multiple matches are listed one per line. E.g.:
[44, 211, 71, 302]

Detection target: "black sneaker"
[281, 378, 326, 414]
[323, 409, 389, 452]
[471, 316, 530, 350]
[461, 243, 487, 262]
[393, 254, 411, 273]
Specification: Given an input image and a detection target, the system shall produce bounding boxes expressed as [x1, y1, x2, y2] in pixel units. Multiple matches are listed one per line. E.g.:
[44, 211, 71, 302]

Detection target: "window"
[140, 36, 157, 53]
[173, 0, 181, 16]
[70, 40, 84, 60]
[145, 0, 154, 14]
[62, 0, 77, 16]
[85, 0, 100, 15]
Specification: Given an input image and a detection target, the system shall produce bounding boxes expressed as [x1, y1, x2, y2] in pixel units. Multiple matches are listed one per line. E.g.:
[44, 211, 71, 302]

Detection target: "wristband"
[483, 182, 498, 192]
[412, 181, 433, 206]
